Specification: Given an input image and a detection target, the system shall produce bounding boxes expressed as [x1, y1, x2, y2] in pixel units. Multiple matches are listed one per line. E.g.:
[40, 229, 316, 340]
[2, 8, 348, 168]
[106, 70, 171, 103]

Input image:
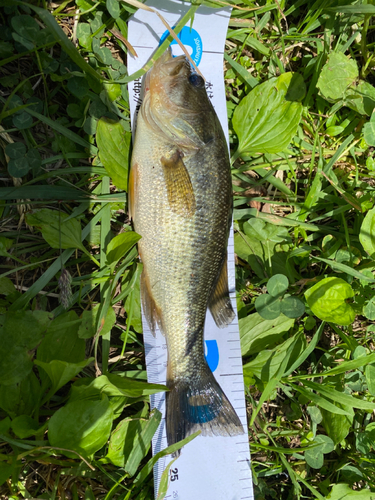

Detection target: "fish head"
[143, 48, 215, 149]
[147, 48, 206, 112]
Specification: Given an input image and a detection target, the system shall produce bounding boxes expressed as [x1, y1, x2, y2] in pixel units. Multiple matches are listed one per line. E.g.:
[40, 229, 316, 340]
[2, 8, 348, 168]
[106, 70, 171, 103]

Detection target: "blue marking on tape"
[205, 339, 219, 372]
[160, 26, 203, 66]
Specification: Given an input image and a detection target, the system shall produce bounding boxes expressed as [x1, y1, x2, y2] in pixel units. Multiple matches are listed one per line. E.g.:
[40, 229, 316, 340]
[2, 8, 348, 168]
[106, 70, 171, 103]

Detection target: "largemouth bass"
[130, 48, 244, 449]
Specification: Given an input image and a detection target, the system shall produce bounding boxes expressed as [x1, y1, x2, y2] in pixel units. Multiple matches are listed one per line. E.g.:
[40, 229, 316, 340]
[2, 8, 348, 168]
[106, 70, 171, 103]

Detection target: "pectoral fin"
[209, 254, 235, 328]
[161, 150, 196, 217]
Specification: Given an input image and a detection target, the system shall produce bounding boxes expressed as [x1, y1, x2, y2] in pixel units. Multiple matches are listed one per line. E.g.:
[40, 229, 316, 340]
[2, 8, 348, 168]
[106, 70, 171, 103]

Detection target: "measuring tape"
[128, 2, 254, 498]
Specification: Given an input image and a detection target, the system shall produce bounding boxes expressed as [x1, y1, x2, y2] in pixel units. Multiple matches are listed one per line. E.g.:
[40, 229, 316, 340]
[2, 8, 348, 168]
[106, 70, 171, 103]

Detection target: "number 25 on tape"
[170, 468, 179, 482]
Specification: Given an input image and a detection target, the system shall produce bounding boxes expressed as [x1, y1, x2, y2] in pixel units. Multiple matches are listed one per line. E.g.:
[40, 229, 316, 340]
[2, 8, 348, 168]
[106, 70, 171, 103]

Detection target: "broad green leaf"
[125, 408, 162, 476]
[363, 119, 375, 147]
[25, 209, 85, 252]
[321, 404, 354, 445]
[96, 47, 115, 65]
[96, 118, 131, 191]
[0, 462, 13, 487]
[35, 358, 94, 396]
[67, 76, 89, 99]
[235, 228, 294, 282]
[26, 148, 42, 171]
[233, 72, 304, 155]
[106, 373, 167, 397]
[364, 297, 375, 320]
[37, 311, 85, 364]
[11, 415, 43, 439]
[245, 218, 291, 244]
[0, 371, 41, 418]
[78, 304, 116, 339]
[70, 375, 129, 417]
[360, 206, 375, 258]
[234, 231, 269, 279]
[327, 483, 375, 499]
[0, 277, 15, 296]
[346, 80, 375, 116]
[7, 157, 30, 177]
[0, 310, 51, 385]
[48, 396, 114, 458]
[317, 52, 358, 101]
[365, 363, 375, 396]
[70, 374, 166, 402]
[305, 277, 355, 326]
[307, 406, 322, 424]
[106, 231, 141, 266]
[0, 236, 13, 258]
[254, 294, 281, 320]
[104, 404, 149, 467]
[267, 274, 289, 297]
[4, 142, 26, 159]
[239, 312, 294, 357]
[305, 435, 334, 469]
[11, 15, 40, 41]
[280, 296, 305, 318]
[12, 111, 33, 129]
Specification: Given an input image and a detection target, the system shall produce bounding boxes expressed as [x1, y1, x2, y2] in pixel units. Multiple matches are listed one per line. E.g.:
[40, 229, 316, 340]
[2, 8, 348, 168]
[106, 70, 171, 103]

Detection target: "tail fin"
[166, 364, 244, 454]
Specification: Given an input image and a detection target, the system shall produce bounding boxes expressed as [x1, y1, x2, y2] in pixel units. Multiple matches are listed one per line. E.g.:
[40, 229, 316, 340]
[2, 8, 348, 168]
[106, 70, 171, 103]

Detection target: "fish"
[129, 48, 244, 450]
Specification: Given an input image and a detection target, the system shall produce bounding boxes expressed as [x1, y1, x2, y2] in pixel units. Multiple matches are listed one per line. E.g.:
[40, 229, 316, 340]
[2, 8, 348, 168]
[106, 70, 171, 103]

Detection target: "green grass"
[1, 0, 375, 498]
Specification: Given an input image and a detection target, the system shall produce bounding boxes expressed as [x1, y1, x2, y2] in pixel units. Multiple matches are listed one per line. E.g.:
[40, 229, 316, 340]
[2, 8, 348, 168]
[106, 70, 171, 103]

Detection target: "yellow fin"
[161, 150, 196, 217]
[209, 253, 235, 328]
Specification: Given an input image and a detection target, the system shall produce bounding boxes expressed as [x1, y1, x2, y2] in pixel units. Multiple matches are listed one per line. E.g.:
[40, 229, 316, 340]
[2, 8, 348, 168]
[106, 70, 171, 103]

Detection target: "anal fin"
[140, 271, 162, 337]
[209, 253, 235, 328]
[161, 150, 196, 217]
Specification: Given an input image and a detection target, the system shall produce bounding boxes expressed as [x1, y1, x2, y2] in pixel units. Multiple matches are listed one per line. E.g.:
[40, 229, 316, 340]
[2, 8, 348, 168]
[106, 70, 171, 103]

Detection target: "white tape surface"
[128, 2, 253, 499]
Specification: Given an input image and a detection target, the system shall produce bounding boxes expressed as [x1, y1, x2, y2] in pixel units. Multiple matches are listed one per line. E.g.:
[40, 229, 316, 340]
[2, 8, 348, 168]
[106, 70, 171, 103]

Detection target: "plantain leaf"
[35, 358, 94, 396]
[25, 208, 85, 252]
[48, 396, 114, 458]
[233, 72, 305, 156]
[106, 231, 141, 266]
[96, 118, 131, 191]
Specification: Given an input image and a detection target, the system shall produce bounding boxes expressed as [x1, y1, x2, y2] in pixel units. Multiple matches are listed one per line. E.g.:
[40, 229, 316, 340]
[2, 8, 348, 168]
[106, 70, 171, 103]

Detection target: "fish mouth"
[155, 48, 189, 77]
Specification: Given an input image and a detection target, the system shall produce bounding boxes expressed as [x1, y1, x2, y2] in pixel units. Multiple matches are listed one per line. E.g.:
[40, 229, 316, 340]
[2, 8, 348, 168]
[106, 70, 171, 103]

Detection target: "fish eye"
[189, 74, 204, 88]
